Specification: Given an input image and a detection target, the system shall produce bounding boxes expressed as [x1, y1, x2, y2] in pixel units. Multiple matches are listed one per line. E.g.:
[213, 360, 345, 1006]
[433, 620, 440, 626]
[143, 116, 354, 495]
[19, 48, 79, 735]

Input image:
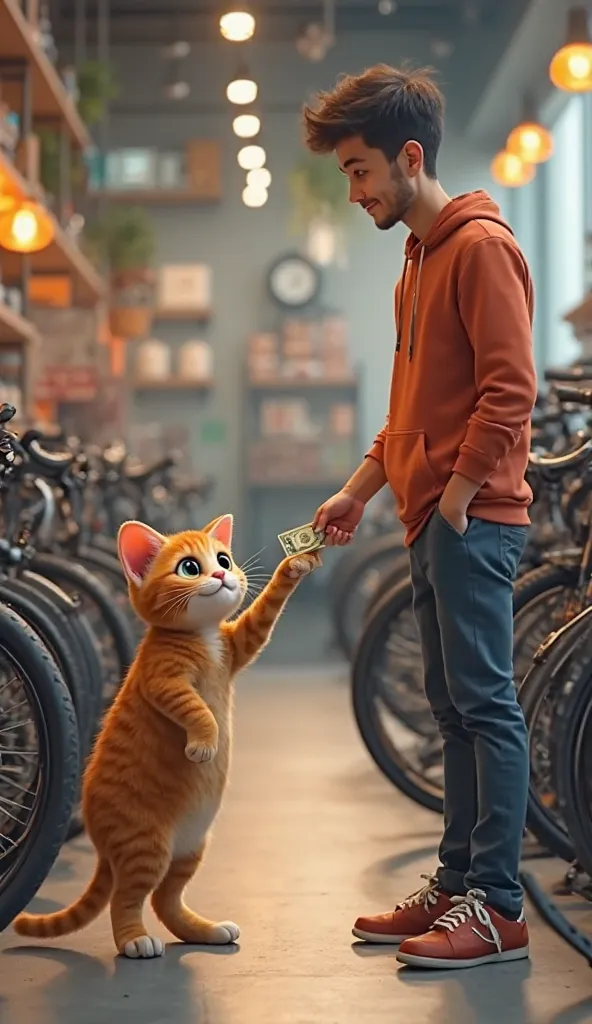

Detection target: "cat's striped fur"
[13, 514, 321, 957]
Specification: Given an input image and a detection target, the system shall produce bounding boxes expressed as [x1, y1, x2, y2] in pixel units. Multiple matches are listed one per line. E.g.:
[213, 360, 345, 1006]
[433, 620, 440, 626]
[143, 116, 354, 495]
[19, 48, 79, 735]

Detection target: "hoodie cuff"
[365, 440, 385, 466]
[452, 446, 499, 488]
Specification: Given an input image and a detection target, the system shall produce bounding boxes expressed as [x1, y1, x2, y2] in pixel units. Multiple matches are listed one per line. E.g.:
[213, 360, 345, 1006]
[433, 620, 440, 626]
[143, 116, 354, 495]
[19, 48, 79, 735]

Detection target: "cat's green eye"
[176, 558, 201, 579]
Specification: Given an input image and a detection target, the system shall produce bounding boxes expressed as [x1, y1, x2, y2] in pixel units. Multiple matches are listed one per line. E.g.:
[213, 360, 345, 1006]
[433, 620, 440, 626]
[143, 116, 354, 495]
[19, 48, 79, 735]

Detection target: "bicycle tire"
[0, 604, 79, 930]
[362, 554, 412, 626]
[28, 554, 135, 709]
[351, 575, 443, 813]
[517, 608, 592, 863]
[554, 609, 592, 875]
[75, 544, 143, 644]
[0, 579, 89, 749]
[20, 571, 104, 740]
[332, 533, 406, 660]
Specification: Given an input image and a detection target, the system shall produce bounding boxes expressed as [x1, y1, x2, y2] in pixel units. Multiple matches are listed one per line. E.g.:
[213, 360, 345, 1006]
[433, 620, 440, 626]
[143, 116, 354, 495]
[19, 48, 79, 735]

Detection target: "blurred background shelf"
[0, 302, 40, 345]
[132, 377, 213, 392]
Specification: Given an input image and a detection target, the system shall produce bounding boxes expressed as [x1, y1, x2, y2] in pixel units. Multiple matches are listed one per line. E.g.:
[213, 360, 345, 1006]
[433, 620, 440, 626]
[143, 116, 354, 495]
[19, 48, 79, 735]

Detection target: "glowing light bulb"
[490, 150, 535, 188]
[247, 167, 271, 189]
[506, 122, 553, 164]
[242, 185, 268, 208]
[220, 10, 255, 42]
[226, 76, 258, 105]
[237, 145, 266, 170]
[0, 200, 54, 253]
[233, 113, 261, 138]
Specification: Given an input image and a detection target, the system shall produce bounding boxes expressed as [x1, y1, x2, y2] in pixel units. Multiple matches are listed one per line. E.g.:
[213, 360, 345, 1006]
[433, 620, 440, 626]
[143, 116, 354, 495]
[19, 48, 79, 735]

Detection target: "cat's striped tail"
[13, 858, 112, 938]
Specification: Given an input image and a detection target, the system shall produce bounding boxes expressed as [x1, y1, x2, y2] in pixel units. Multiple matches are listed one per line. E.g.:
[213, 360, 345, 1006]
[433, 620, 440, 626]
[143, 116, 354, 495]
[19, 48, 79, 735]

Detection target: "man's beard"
[375, 174, 414, 231]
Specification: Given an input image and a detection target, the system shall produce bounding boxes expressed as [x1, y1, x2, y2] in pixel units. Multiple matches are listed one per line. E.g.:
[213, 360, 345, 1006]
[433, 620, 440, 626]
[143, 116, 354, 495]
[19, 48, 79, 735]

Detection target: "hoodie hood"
[404, 190, 512, 259]
[396, 190, 514, 360]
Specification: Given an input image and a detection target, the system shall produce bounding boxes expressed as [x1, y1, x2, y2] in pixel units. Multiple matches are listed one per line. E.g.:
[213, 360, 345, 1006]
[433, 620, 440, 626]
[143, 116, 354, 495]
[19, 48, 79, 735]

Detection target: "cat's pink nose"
[212, 570, 226, 580]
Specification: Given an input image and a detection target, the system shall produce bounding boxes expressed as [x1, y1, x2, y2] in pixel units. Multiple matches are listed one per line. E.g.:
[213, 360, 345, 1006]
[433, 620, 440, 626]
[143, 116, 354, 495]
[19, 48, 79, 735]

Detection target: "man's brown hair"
[302, 63, 445, 179]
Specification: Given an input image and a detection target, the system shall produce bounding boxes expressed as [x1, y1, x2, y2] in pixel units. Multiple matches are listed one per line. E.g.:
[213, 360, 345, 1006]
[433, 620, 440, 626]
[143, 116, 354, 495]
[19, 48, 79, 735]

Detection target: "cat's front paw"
[283, 551, 323, 579]
[185, 740, 218, 763]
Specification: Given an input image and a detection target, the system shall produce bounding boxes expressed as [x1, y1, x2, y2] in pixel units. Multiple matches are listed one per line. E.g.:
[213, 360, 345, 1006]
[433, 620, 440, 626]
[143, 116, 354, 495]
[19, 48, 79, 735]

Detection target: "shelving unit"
[0, 0, 90, 150]
[133, 377, 213, 393]
[0, 0, 107, 422]
[154, 308, 211, 322]
[90, 190, 219, 206]
[242, 369, 361, 576]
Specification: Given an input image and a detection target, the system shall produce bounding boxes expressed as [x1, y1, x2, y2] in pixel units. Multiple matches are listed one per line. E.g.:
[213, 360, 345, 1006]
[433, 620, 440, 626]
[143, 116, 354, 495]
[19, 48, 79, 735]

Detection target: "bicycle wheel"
[28, 554, 135, 711]
[330, 533, 405, 660]
[0, 603, 79, 930]
[512, 562, 579, 685]
[517, 609, 592, 863]
[554, 612, 592, 875]
[351, 576, 443, 813]
[0, 579, 89, 750]
[363, 555, 413, 626]
[75, 544, 143, 646]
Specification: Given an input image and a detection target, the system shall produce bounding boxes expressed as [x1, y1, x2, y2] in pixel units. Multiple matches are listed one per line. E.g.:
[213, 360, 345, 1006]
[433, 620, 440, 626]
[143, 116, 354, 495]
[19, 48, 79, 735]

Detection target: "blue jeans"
[410, 508, 528, 915]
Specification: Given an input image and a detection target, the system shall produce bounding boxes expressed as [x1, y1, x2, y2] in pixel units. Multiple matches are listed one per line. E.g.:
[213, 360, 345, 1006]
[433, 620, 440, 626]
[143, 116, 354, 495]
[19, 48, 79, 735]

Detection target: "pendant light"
[232, 112, 260, 138]
[226, 67, 258, 105]
[490, 150, 535, 188]
[0, 200, 54, 253]
[220, 6, 255, 42]
[247, 167, 271, 189]
[549, 6, 592, 92]
[242, 184, 268, 208]
[506, 96, 554, 164]
[237, 144, 266, 170]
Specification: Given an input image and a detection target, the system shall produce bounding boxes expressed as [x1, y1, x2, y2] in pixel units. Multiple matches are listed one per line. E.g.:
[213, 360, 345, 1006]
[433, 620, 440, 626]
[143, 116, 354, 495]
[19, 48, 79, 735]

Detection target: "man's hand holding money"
[312, 489, 365, 547]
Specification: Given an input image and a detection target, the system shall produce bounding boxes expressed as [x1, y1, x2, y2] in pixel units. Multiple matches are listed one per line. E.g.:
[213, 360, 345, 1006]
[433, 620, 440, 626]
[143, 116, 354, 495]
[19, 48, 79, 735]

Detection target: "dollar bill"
[277, 522, 325, 557]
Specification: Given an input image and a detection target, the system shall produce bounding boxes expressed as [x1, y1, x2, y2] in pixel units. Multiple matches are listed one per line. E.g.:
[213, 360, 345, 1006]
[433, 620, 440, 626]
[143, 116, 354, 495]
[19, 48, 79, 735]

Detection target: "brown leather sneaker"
[396, 888, 529, 969]
[352, 874, 455, 945]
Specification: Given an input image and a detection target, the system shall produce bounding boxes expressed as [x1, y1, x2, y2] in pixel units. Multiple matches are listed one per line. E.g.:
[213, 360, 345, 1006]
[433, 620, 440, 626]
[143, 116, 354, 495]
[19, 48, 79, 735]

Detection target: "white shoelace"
[398, 873, 441, 914]
[434, 888, 502, 953]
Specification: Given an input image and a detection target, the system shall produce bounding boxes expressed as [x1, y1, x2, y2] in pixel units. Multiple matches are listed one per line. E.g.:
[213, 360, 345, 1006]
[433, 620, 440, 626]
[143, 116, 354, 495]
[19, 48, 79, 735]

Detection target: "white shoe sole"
[352, 927, 411, 945]
[396, 945, 530, 970]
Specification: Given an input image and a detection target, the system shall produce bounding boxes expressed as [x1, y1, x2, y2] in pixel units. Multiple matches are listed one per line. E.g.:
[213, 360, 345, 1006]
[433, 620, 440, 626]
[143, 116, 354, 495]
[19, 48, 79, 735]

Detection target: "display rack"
[0, 0, 106, 420]
[241, 311, 362, 576]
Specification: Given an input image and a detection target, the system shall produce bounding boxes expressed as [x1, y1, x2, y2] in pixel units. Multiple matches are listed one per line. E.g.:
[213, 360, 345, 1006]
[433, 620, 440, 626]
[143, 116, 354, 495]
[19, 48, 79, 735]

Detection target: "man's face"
[336, 135, 416, 231]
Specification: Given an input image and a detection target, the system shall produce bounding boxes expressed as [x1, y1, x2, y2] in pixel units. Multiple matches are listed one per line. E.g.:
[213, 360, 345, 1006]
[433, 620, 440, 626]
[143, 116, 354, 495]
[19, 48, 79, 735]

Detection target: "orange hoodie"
[366, 190, 537, 547]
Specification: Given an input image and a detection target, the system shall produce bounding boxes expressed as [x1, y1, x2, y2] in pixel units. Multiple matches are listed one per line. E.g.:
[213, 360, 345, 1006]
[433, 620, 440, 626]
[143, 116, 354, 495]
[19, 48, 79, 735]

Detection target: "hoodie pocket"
[384, 429, 441, 523]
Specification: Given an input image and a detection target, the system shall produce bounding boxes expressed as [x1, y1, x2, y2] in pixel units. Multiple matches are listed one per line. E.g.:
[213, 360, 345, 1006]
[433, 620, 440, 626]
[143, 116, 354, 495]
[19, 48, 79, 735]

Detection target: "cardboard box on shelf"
[185, 140, 221, 199]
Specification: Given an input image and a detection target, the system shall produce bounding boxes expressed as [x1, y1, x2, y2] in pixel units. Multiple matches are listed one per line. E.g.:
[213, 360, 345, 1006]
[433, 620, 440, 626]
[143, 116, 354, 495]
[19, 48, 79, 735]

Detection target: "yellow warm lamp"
[0, 200, 55, 253]
[490, 150, 536, 188]
[219, 9, 255, 41]
[0, 195, 17, 215]
[507, 121, 553, 164]
[550, 7, 592, 92]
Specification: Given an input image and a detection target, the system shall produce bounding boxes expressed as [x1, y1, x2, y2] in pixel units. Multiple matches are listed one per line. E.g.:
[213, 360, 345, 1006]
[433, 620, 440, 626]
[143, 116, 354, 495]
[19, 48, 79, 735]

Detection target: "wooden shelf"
[0, 152, 104, 306]
[0, 0, 91, 150]
[90, 189, 220, 205]
[154, 308, 211, 322]
[0, 301, 40, 344]
[248, 375, 358, 390]
[133, 377, 213, 392]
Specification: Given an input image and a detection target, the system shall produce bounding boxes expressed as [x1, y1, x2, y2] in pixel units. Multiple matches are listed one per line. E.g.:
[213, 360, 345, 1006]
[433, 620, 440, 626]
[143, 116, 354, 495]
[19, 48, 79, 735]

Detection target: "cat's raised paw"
[209, 920, 241, 944]
[185, 740, 218, 763]
[284, 552, 323, 579]
[123, 935, 164, 959]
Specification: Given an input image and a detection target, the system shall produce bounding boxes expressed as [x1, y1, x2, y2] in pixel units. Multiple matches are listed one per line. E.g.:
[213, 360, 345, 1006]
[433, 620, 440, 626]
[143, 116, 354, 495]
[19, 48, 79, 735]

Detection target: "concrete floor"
[2, 668, 592, 1024]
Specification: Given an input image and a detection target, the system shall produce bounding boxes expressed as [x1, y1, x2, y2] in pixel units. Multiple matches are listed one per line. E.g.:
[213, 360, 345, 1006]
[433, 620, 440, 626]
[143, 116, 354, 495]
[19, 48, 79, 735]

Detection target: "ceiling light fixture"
[506, 97, 553, 164]
[237, 144, 266, 170]
[226, 68, 258, 105]
[490, 150, 535, 188]
[242, 185, 268, 208]
[220, 7, 255, 42]
[233, 113, 261, 138]
[0, 199, 54, 253]
[247, 167, 271, 189]
[550, 7, 592, 92]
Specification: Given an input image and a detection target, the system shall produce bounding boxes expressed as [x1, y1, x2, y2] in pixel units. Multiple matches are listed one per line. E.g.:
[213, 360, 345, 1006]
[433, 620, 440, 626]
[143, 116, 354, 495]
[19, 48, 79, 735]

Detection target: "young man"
[304, 64, 537, 970]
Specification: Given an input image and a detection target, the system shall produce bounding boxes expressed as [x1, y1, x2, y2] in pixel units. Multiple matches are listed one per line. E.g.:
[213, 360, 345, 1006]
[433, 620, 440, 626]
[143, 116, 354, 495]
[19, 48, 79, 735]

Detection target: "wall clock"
[267, 252, 321, 309]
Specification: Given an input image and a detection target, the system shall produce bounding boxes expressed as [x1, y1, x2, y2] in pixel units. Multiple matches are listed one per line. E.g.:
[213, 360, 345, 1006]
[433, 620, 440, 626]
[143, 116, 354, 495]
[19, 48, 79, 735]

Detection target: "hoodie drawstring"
[395, 245, 425, 361]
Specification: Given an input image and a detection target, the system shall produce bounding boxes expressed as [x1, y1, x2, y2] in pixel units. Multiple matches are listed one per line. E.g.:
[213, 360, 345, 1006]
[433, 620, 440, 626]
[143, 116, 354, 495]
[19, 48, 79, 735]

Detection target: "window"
[543, 96, 585, 366]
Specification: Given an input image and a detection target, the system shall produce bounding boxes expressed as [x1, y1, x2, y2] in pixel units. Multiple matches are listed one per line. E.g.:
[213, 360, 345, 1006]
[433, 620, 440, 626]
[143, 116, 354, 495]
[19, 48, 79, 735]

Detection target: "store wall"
[103, 35, 506, 550]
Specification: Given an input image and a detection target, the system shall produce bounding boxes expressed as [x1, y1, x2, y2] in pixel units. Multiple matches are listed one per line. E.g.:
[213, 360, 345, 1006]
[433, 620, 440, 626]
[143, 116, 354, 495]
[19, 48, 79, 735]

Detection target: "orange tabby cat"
[13, 514, 321, 958]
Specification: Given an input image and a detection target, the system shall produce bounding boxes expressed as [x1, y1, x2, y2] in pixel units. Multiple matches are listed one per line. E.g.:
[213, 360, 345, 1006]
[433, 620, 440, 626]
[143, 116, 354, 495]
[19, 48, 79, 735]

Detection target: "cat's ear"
[206, 513, 233, 549]
[118, 521, 166, 586]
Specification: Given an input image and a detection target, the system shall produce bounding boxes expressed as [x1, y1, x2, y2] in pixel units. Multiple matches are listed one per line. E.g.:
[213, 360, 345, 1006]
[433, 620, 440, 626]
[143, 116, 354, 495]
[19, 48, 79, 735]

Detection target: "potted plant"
[83, 207, 156, 339]
[288, 153, 351, 266]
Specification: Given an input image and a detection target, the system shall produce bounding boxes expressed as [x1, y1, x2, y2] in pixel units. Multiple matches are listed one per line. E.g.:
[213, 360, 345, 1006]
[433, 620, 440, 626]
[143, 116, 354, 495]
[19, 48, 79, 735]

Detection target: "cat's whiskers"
[240, 546, 268, 572]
